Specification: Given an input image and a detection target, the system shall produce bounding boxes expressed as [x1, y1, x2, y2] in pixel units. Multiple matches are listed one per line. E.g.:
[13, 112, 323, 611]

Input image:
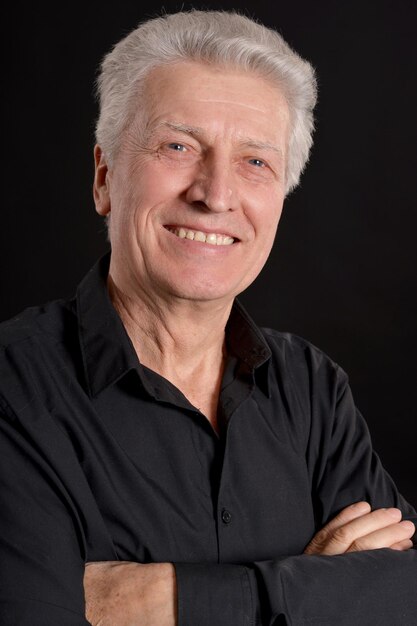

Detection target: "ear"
[93, 145, 111, 216]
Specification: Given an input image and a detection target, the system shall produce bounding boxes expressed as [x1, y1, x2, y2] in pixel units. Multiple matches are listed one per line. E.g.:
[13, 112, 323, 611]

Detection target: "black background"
[2, 1, 416, 505]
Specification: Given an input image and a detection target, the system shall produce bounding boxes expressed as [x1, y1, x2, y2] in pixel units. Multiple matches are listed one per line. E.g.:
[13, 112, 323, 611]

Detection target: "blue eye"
[249, 158, 266, 168]
[168, 143, 187, 152]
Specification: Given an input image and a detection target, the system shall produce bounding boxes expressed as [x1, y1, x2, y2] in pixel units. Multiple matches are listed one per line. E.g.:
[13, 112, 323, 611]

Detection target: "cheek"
[252, 203, 283, 264]
[107, 183, 142, 247]
[250, 195, 284, 238]
[155, 167, 199, 201]
[143, 155, 197, 190]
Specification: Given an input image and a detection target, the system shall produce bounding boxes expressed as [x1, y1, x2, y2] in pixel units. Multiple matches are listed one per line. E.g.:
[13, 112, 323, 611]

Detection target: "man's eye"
[248, 158, 266, 168]
[168, 143, 187, 152]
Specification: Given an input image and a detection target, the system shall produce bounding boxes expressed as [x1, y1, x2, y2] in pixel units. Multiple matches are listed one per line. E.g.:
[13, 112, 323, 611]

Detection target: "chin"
[152, 263, 257, 304]
[163, 278, 240, 304]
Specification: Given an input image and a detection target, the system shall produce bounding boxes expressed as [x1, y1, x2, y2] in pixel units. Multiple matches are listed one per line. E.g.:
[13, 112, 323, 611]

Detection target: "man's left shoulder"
[260, 327, 346, 381]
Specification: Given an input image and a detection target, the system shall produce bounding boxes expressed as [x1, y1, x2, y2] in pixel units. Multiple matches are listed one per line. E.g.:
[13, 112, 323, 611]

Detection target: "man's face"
[94, 61, 290, 305]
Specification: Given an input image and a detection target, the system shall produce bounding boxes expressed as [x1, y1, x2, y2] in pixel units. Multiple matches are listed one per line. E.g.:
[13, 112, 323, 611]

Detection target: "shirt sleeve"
[0, 412, 91, 625]
[175, 362, 417, 626]
[175, 547, 417, 625]
[2, 344, 415, 626]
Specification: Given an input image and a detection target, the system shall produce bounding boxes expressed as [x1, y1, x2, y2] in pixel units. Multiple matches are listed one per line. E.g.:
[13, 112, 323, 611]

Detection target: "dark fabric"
[0, 253, 416, 625]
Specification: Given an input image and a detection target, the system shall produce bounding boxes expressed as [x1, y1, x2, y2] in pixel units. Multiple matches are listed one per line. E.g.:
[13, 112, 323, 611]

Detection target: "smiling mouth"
[165, 226, 236, 246]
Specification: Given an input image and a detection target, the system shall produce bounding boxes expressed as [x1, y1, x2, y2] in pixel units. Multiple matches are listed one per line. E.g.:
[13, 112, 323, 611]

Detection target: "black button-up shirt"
[0, 254, 416, 625]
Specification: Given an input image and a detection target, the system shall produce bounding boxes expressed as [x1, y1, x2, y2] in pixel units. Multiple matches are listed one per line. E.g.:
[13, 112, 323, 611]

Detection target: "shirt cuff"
[174, 563, 255, 626]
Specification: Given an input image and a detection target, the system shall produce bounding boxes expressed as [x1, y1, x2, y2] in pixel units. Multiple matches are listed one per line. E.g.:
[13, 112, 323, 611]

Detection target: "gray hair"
[95, 10, 317, 194]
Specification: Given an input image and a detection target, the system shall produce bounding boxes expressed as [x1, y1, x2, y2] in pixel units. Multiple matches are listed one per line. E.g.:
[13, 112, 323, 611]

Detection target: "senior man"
[0, 10, 416, 626]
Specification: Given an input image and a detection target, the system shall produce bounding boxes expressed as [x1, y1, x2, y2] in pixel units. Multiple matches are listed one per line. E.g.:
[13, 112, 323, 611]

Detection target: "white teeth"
[194, 231, 206, 242]
[206, 233, 217, 245]
[167, 227, 235, 246]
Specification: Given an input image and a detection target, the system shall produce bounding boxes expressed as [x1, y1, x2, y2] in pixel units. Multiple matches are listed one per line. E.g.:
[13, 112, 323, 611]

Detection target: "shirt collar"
[76, 253, 139, 397]
[226, 301, 271, 396]
[76, 252, 271, 398]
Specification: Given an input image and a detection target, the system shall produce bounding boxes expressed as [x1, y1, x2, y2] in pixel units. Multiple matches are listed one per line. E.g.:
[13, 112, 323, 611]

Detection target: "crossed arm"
[84, 501, 416, 625]
[2, 353, 416, 625]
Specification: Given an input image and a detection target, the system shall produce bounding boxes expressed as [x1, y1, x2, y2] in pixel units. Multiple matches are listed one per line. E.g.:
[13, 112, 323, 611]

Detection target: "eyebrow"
[239, 139, 284, 158]
[154, 121, 204, 137]
[149, 121, 284, 157]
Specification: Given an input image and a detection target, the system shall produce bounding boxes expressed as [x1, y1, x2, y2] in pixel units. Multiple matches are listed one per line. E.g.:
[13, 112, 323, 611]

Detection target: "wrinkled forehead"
[133, 60, 290, 144]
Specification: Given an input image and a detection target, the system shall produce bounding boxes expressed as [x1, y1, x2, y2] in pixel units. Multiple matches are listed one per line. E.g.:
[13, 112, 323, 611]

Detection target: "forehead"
[140, 61, 290, 144]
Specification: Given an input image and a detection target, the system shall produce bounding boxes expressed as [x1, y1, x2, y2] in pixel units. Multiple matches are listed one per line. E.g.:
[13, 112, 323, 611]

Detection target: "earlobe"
[93, 145, 111, 216]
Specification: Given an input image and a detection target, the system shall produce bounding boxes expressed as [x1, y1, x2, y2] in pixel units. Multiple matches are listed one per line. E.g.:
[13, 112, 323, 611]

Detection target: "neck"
[107, 273, 233, 382]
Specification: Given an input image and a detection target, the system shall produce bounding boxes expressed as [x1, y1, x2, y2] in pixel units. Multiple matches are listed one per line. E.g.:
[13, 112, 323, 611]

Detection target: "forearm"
[84, 562, 177, 626]
[175, 547, 417, 626]
[84, 506, 416, 625]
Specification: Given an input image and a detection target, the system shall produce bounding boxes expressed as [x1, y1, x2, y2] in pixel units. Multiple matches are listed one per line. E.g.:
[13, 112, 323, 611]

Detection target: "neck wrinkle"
[107, 272, 232, 381]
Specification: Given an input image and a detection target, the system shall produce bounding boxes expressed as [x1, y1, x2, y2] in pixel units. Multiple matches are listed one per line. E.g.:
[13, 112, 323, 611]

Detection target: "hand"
[304, 501, 415, 556]
[84, 561, 177, 626]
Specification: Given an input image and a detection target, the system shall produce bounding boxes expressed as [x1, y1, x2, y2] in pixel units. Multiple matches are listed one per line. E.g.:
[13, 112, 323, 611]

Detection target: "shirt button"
[221, 509, 232, 524]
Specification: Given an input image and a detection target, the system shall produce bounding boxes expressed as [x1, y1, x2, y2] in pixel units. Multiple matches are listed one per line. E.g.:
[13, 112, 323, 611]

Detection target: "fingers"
[346, 519, 415, 553]
[386, 538, 414, 552]
[320, 501, 372, 533]
[304, 501, 371, 555]
[304, 502, 415, 556]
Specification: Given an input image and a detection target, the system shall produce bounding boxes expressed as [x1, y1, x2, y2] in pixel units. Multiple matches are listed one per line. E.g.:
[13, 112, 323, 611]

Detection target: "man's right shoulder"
[0, 298, 76, 352]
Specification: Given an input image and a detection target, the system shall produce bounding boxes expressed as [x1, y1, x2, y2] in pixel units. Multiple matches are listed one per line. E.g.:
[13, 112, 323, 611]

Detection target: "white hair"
[95, 10, 317, 194]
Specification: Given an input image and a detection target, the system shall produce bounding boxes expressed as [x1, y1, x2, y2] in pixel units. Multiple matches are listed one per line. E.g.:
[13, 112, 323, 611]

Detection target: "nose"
[185, 153, 235, 213]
